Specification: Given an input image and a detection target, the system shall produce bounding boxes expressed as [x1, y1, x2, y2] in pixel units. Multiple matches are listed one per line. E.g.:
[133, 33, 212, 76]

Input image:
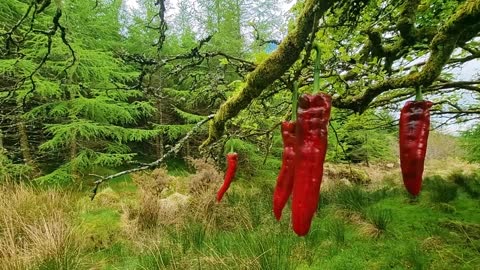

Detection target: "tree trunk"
[17, 114, 40, 174]
[0, 129, 4, 150]
[155, 99, 164, 159]
[70, 134, 79, 182]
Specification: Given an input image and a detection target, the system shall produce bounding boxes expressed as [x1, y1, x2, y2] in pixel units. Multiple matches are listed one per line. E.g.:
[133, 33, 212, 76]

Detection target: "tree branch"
[333, 0, 480, 112]
[90, 114, 214, 200]
[201, 0, 337, 147]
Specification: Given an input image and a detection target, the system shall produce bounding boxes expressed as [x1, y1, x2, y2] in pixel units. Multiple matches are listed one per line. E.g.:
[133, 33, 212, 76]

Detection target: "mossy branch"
[201, 0, 336, 147]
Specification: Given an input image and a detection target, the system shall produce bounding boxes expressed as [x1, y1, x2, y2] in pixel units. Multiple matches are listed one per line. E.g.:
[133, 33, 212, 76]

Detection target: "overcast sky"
[124, 0, 295, 16]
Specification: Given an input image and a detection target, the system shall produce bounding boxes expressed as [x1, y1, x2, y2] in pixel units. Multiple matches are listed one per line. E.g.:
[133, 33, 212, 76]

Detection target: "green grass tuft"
[424, 175, 458, 203]
[333, 184, 370, 212]
[327, 219, 346, 244]
[367, 207, 393, 233]
[449, 170, 480, 198]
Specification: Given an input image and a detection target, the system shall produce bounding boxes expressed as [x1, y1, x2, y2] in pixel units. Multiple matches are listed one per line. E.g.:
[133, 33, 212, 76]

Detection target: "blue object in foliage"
[265, 42, 278, 53]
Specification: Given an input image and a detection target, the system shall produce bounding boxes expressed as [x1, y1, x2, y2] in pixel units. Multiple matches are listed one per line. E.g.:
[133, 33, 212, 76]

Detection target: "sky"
[125, 0, 295, 16]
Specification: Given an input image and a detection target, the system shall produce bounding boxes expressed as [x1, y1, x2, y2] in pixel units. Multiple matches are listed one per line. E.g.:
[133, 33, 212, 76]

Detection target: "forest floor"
[1, 157, 480, 270]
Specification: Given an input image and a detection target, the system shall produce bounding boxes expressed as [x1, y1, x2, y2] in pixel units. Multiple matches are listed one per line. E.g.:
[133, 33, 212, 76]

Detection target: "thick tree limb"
[333, 0, 480, 112]
[90, 114, 214, 200]
[201, 0, 336, 147]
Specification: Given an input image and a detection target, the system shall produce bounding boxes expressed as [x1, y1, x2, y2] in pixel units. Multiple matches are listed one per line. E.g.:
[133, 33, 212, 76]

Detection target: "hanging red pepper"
[291, 43, 332, 236]
[216, 148, 238, 202]
[273, 83, 299, 221]
[399, 87, 432, 196]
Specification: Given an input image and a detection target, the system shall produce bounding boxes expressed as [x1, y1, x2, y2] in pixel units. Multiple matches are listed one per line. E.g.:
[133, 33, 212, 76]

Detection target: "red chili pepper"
[399, 88, 432, 196]
[273, 121, 296, 220]
[291, 93, 331, 236]
[216, 152, 238, 202]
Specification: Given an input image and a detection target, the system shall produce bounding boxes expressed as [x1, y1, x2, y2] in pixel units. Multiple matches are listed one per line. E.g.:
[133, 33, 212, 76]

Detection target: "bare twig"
[90, 114, 214, 200]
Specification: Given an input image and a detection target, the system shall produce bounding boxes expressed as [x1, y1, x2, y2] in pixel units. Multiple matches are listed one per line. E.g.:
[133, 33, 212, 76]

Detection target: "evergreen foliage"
[0, 0, 479, 185]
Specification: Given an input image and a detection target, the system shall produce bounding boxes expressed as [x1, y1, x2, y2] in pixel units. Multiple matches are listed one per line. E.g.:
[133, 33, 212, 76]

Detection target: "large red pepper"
[291, 93, 331, 236]
[273, 121, 296, 220]
[399, 87, 432, 196]
[291, 43, 331, 236]
[216, 151, 238, 202]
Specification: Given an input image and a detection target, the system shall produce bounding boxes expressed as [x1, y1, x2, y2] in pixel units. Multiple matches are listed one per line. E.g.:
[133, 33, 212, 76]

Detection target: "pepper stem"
[415, 86, 424, 101]
[230, 144, 234, 153]
[313, 42, 321, 94]
[292, 82, 299, 121]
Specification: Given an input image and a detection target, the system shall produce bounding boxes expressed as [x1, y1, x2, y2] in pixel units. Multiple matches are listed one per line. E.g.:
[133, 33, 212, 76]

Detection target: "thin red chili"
[273, 121, 296, 220]
[216, 152, 238, 202]
[399, 88, 432, 196]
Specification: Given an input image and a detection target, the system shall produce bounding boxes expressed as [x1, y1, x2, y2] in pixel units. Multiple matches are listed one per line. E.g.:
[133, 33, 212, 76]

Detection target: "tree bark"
[0, 129, 4, 150]
[17, 113, 39, 174]
[155, 99, 164, 158]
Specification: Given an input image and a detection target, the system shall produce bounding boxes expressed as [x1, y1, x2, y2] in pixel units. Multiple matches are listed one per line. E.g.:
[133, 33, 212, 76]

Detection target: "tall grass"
[327, 220, 346, 244]
[405, 244, 428, 270]
[137, 243, 178, 270]
[0, 185, 84, 269]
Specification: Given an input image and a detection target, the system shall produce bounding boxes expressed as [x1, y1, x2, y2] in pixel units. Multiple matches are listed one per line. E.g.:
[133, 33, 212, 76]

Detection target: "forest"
[0, 0, 480, 269]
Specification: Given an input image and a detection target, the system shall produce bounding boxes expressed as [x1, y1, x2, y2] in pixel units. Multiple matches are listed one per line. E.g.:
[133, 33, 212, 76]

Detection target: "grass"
[449, 170, 480, 198]
[366, 207, 393, 235]
[424, 175, 458, 203]
[1, 164, 480, 269]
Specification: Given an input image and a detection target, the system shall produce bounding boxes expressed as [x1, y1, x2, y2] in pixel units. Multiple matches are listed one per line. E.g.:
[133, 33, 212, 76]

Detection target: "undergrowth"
[1, 165, 479, 269]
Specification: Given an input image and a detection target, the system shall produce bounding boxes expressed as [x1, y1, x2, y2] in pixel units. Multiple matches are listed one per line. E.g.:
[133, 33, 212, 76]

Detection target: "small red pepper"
[273, 82, 299, 221]
[273, 121, 296, 220]
[216, 151, 238, 202]
[399, 87, 432, 196]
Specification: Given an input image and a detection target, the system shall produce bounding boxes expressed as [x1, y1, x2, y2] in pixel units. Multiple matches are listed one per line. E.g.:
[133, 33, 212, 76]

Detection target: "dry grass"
[132, 168, 172, 197]
[0, 185, 83, 269]
[123, 163, 221, 233]
[424, 157, 479, 177]
[426, 132, 465, 161]
[187, 158, 222, 195]
[129, 168, 182, 230]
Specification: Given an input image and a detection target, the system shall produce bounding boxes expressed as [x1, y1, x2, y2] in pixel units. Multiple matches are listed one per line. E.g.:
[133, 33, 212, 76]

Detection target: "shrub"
[132, 168, 172, 197]
[187, 158, 222, 195]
